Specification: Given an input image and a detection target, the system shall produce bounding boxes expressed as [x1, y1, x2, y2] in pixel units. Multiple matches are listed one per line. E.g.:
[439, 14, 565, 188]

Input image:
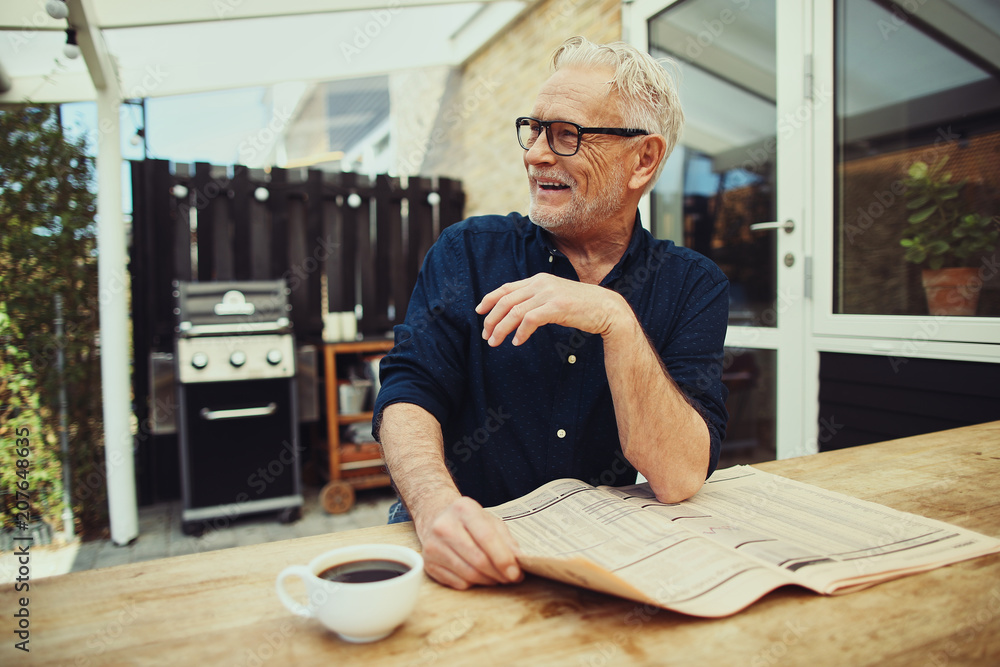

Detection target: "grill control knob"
[266, 349, 283, 365]
[191, 352, 209, 369]
[230, 351, 247, 368]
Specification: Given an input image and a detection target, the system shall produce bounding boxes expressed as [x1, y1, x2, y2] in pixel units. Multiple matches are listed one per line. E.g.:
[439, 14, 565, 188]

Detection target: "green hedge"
[1, 105, 107, 539]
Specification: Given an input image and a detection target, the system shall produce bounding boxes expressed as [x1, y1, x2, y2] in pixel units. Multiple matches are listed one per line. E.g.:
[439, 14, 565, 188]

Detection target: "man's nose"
[525, 131, 557, 165]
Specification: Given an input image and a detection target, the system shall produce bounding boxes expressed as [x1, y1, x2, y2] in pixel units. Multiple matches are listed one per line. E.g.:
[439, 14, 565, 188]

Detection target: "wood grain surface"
[4, 422, 999, 666]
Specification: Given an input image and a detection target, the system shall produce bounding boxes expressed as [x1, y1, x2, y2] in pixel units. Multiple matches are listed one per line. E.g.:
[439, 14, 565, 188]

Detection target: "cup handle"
[276, 565, 316, 618]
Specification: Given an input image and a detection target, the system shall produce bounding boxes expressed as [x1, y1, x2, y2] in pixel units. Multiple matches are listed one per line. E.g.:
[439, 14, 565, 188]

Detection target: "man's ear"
[628, 134, 668, 192]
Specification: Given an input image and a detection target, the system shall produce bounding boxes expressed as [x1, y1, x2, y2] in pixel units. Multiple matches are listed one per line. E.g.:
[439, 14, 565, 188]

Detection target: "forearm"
[378, 402, 461, 525]
[602, 299, 710, 502]
[377, 402, 521, 588]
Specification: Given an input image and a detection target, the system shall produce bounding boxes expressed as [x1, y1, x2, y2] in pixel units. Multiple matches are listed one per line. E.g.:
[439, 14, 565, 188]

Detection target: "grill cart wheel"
[278, 506, 301, 524]
[321, 481, 355, 514]
[181, 521, 204, 537]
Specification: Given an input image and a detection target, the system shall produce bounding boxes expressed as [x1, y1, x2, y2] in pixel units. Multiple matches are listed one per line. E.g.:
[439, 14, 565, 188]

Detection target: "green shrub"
[0, 105, 107, 539]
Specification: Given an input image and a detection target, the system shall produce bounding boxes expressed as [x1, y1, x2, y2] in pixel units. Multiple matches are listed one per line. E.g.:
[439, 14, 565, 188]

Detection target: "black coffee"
[318, 559, 410, 584]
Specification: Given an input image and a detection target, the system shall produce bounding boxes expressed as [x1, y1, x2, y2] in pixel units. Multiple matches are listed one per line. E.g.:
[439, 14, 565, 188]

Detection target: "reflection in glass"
[648, 0, 778, 326]
[719, 348, 776, 467]
[834, 0, 1000, 317]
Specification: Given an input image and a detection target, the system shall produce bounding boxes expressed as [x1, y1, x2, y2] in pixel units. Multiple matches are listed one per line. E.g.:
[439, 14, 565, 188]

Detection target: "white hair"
[551, 36, 684, 194]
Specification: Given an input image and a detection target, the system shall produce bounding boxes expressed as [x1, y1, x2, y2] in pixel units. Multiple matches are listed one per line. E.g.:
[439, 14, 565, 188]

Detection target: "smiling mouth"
[538, 182, 570, 191]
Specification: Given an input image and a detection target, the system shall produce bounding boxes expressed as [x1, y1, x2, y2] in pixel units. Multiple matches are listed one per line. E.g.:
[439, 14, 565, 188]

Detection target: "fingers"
[477, 275, 629, 347]
[477, 277, 557, 347]
[417, 497, 522, 590]
[485, 295, 552, 347]
[464, 511, 523, 583]
[475, 277, 535, 315]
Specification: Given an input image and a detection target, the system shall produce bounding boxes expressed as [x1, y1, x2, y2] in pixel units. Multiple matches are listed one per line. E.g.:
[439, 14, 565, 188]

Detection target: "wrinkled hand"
[415, 495, 522, 590]
[476, 274, 628, 347]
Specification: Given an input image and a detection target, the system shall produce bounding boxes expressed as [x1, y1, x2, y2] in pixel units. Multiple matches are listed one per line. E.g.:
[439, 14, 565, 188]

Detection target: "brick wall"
[422, 0, 623, 218]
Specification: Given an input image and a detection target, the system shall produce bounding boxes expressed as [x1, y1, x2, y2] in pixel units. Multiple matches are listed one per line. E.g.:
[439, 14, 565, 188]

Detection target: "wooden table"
[6, 422, 999, 666]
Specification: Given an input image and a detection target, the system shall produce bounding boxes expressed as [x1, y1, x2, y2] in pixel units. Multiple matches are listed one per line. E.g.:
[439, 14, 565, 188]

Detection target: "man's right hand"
[414, 494, 523, 590]
[377, 402, 522, 589]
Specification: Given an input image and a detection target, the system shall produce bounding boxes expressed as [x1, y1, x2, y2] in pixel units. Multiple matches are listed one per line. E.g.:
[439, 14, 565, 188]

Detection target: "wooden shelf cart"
[320, 339, 394, 513]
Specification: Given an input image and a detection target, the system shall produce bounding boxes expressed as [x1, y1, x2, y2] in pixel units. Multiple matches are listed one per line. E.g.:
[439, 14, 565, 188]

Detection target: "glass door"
[628, 0, 814, 462]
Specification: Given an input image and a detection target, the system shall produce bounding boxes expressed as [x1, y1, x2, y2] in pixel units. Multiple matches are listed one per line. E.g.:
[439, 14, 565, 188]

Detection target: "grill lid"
[175, 280, 291, 334]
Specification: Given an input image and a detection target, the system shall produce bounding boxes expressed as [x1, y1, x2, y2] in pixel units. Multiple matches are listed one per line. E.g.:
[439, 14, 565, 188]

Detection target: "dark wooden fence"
[129, 159, 464, 503]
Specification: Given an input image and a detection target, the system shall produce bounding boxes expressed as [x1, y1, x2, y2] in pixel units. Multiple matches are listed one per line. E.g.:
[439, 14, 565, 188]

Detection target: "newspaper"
[487, 465, 1000, 617]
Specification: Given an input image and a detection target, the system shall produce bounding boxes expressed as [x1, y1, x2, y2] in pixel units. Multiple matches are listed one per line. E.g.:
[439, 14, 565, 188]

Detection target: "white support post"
[96, 88, 139, 546]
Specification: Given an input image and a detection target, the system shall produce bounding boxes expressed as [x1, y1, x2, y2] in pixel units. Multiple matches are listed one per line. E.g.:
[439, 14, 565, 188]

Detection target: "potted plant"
[900, 157, 998, 316]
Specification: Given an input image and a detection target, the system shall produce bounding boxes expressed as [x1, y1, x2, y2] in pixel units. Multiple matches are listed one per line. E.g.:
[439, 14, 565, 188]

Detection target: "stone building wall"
[422, 0, 623, 218]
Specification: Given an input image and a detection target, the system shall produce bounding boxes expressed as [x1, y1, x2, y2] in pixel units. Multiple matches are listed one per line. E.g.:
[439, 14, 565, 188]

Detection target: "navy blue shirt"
[373, 212, 729, 508]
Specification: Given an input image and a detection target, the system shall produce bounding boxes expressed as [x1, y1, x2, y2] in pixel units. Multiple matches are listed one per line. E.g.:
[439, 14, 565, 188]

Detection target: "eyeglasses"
[515, 116, 649, 157]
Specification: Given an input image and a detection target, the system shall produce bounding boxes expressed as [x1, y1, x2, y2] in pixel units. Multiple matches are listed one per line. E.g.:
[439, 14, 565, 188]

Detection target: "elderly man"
[373, 36, 729, 590]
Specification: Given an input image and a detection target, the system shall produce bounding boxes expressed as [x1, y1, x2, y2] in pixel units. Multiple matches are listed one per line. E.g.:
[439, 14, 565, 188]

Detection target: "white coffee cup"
[276, 544, 423, 642]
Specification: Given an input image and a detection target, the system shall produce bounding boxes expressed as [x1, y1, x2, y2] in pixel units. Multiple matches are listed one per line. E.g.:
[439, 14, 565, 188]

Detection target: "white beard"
[528, 165, 628, 236]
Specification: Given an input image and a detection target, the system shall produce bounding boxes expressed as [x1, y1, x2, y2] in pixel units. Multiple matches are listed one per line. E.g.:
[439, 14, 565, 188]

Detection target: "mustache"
[529, 168, 574, 187]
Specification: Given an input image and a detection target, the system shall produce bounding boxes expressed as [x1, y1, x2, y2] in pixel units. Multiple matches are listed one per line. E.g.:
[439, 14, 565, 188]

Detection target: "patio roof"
[0, 0, 529, 104]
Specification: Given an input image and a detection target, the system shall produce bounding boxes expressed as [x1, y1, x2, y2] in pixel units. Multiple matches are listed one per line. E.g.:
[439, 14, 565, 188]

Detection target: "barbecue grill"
[173, 280, 302, 535]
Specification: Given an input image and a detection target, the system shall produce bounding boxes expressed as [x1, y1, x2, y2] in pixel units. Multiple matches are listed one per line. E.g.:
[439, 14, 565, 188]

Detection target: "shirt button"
[567, 354, 577, 364]
[548, 255, 554, 263]
[556, 428, 566, 439]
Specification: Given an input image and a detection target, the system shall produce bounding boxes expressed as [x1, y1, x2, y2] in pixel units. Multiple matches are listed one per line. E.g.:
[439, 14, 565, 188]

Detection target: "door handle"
[749, 219, 795, 233]
[199, 402, 277, 421]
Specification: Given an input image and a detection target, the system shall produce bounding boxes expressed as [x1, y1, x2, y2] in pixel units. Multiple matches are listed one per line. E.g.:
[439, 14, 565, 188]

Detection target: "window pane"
[834, 0, 1000, 317]
[648, 0, 779, 327]
[719, 348, 776, 467]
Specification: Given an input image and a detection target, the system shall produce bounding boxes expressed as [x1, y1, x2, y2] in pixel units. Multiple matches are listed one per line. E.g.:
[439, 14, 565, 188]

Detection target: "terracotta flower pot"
[921, 267, 983, 316]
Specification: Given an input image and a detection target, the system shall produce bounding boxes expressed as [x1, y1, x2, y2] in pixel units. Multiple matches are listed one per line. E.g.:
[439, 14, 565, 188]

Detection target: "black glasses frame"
[515, 116, 649, 156]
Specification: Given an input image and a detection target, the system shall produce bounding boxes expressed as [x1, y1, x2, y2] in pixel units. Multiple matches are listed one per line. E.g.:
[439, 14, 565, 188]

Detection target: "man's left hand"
[476, 274, 629, 347]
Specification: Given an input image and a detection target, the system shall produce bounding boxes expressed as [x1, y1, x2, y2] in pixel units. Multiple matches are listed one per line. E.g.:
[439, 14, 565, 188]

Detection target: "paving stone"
[131, 531, 170, 561]
[167, 538, 202, 559]
[92, 542, 136, 570]
[69, 540, 103, 572]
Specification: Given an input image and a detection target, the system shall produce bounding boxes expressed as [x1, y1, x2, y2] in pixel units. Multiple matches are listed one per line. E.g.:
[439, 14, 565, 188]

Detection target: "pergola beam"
[67, 0, 139, 547]
[53, 0, 519, 30]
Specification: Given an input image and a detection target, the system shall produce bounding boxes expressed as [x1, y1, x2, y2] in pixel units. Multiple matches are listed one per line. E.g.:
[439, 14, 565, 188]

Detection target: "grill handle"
[179, 320, 290, 336]
[199, 403, 277, 421]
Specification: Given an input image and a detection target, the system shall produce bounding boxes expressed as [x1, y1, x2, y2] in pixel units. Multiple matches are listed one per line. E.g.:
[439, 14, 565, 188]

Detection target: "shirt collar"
[533, 210, 648, 270]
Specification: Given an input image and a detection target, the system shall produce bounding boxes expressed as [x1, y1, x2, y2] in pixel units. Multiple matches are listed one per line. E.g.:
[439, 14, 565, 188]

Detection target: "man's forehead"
[531, 66, 620, 124]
